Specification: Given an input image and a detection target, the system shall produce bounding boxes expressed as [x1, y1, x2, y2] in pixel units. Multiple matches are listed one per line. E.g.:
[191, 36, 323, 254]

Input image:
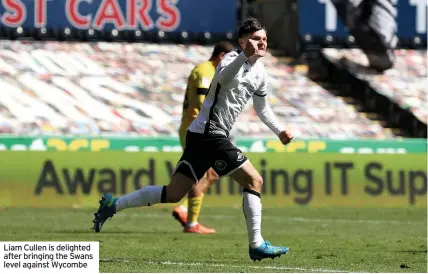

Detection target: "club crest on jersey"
[238, 82, 254, 98]
[237, 152, 245, 162]
[237, 85, 248, 99]
[214, 160, 227, 171]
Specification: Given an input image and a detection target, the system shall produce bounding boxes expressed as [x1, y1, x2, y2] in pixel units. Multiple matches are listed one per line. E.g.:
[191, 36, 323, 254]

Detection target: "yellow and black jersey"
[179, 61, 215, 147]
[181, 61, 216, 125]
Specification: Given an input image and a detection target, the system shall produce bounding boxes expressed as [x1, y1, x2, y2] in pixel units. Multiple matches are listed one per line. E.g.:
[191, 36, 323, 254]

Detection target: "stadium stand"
[320, 48, 427, 138]
[322, 48, 427, 124]
[0, 41, 396, 139]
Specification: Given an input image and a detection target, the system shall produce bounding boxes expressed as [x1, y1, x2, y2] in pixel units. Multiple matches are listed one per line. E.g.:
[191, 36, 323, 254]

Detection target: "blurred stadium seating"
[322, 48, 427, 125]
[0, 41, 396, 139]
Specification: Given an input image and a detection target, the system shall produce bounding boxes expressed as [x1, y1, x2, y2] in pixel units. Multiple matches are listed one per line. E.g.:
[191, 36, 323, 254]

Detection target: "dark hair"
[238, 17, 264, 38]
[211, 41, 235, 58]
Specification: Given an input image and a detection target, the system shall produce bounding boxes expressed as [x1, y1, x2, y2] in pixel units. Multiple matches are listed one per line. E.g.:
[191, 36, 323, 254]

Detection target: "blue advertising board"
[299, 0, 427, 39]
[0, 0, 236, 33]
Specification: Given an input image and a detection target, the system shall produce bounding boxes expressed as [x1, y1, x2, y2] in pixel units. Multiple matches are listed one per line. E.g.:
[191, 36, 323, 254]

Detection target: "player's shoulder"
[256, 59, 267, 70]
[193, 61, 208, 71]
[195, 60, 211, 69]
[194, 61, 215, 74]
[255, 60, 268, 78]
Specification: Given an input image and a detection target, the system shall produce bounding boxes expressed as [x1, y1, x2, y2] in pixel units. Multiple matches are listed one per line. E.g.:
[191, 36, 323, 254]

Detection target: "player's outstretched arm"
[253, 94, 293, 145]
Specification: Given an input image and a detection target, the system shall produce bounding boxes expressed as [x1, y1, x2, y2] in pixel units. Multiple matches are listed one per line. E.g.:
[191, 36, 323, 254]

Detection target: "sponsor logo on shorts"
[237, 152, 244, 162]
[214, 160, 227, 171]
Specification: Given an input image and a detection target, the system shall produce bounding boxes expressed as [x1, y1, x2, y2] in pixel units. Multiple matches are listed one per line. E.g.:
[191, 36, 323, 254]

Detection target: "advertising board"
[299, 0, 427, 39]
[1, 152, 426, 208]
[0, 136, 426, 154]
[0, 0, 236, 33]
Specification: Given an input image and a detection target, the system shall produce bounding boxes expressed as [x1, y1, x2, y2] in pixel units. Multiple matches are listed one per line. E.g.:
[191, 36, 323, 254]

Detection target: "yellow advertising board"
[0, 152, 426, 208]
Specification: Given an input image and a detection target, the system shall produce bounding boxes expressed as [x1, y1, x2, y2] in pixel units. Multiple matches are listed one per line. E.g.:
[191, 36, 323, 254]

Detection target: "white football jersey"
[189, 50, 268, 137]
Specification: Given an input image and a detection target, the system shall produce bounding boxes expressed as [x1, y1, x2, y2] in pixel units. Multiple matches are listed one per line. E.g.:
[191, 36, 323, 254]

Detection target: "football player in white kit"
[93, 17, 294, 261]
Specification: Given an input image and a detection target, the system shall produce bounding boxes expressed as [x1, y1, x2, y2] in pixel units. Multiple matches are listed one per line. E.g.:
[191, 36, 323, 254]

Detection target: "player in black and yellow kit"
[173, 42, 234, 234]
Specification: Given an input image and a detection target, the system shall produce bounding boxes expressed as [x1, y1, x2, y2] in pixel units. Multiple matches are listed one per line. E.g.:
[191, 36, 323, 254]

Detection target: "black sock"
[160, 186, 167, 203]
[243, 188, 261, 198]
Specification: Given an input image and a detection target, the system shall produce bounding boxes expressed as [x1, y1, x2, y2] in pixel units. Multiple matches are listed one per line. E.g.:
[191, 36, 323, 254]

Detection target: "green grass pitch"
[0, 202, 426, 273]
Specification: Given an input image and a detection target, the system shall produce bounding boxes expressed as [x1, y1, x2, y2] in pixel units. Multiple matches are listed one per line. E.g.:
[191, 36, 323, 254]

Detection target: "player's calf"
[96, 170, 195, 216]
[171, 169, 218, 229]
[228, 161, 265, 247]
[229, 161, 289, 260]
[164, 172, 196, 203]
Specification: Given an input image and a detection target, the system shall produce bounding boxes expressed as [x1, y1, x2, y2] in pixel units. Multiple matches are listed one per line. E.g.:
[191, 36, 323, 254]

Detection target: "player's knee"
[165, 184, 188, 203]
[167, 168, 197, 203]
[165, 180, 191, 203]
[250, 175, 263, 191]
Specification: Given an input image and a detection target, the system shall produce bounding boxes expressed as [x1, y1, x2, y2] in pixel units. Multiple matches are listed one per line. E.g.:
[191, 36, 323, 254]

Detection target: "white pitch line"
[144, 260, 348, 273]
[284, 217, 413, 225]
[115, 212, 421, 225]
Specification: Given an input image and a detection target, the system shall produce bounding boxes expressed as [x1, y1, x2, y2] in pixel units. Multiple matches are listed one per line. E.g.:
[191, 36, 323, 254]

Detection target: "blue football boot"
[92, 194, 117, 233]
[249, 241, 289, 261]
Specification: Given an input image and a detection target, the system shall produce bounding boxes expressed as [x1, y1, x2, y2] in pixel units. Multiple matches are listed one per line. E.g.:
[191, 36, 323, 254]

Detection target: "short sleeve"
[194, 66, 213, 95]
[197, 76, 212, 89]
[194, 66, 213, 89]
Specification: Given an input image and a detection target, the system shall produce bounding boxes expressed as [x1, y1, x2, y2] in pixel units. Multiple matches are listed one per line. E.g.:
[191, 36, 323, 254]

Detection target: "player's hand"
[279, 129, 293, 145]
[244, 39, 259, 58]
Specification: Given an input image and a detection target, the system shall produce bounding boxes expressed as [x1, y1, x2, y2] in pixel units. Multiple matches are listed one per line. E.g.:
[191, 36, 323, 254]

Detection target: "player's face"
[240, 29, 267, 57]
